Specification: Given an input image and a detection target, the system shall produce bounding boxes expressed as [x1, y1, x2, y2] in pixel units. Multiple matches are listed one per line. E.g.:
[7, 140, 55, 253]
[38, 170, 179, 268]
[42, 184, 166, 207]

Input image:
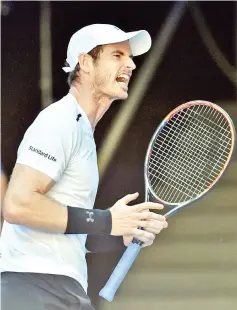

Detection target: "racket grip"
[99, 242, 142, 302]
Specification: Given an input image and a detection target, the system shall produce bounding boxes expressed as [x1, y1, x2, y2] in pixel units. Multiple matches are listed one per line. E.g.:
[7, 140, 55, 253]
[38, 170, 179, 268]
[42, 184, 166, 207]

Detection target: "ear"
[78, 54, 93, 73]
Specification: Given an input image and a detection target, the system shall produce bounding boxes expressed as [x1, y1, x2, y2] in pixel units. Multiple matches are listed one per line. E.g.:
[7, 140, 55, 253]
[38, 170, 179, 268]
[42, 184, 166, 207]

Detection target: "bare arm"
[3, 163, 67, 233]
[1, 171, 8, 230]
[3, 165, 167, 240]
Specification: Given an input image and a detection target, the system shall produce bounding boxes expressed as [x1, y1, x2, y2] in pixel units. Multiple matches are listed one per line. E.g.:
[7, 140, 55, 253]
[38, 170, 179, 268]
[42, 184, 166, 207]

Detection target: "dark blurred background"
[1, 1, 236, 310]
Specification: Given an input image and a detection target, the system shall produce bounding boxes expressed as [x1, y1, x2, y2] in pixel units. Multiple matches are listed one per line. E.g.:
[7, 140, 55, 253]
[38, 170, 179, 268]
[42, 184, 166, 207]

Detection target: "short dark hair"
[65, 45, 103, 87]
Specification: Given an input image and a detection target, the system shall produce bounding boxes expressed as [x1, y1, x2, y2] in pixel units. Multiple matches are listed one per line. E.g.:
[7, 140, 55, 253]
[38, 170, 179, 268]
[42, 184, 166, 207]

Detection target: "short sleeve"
[16, 107, 78, 182]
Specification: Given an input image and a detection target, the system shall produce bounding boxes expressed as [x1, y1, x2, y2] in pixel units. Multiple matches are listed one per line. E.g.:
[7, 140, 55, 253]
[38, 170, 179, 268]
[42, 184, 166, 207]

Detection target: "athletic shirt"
[0, 93, 99, 293]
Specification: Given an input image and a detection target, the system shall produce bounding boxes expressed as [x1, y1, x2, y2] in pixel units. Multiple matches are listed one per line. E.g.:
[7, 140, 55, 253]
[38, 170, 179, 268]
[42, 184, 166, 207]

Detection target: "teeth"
[118, 74, 129, 80]
[116, 74, 129, 84]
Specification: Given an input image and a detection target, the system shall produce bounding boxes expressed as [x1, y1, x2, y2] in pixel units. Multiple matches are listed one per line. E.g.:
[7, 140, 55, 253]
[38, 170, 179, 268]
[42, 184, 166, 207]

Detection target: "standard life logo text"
[29, 146, 57, 162]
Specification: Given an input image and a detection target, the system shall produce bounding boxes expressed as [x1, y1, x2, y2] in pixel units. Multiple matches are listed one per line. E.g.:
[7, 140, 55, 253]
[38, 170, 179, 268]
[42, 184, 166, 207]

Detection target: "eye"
[114, 54, 121, 58]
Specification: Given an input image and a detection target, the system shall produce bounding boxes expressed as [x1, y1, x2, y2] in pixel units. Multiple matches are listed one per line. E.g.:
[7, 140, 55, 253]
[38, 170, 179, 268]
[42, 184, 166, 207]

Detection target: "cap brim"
[124, 30, 152, 56]
[99, 30, 152, 57]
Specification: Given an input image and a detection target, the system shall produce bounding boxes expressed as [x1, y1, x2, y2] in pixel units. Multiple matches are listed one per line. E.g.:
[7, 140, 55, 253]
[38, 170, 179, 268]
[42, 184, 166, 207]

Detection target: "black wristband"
[65, 206, 112, 235]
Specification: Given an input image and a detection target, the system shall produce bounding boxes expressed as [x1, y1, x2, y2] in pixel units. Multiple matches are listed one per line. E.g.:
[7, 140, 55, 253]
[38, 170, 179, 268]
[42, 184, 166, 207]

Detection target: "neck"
[69, 83, 113, 130]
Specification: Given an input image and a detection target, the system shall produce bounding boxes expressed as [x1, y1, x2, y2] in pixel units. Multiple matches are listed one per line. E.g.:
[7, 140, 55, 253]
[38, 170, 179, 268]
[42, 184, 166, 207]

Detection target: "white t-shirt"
[0, 93, 99, 293]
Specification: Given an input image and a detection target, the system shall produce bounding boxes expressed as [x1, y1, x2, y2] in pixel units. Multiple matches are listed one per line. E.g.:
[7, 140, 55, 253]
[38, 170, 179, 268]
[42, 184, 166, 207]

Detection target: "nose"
[126, 57, 136, 70]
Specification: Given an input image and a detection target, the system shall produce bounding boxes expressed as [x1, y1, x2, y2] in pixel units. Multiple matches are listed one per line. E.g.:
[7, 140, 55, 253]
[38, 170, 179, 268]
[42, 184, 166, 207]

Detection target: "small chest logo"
[86, 211, 94, 223]
[76, 114, 82, 122]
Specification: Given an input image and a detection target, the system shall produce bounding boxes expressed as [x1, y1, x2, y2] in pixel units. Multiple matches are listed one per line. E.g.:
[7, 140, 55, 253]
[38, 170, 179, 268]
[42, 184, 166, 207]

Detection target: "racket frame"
[144, 100, 236, 210]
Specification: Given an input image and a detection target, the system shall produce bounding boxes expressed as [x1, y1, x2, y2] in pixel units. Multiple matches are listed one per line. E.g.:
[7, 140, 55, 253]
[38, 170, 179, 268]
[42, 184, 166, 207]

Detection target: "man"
[1, 24, 168, 310]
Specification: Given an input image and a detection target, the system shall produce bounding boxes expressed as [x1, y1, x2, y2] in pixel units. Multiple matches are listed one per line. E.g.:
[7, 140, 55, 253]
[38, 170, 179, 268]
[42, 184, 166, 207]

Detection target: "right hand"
[109, 192, 166, 242]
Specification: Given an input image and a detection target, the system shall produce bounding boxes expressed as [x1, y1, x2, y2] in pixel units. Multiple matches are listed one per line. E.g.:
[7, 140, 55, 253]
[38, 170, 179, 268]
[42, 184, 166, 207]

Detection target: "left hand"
[123, 215, 168, 248]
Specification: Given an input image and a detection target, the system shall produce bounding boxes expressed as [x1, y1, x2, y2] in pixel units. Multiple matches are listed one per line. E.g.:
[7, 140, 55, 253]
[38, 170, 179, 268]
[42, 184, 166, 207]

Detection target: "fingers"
[141, 218, 168, 231]
[133, 221, 167, 247]
[123, 234, 154, 248]
[124, 217, 168, 247]
[136, 211, 166, 221]
[135, 202, 164, 212]
[111, 193, 167, 237]
[143, 218, 168, 229]
[120, 192, 139, 204]
[134, 235, 154, 244]
[141, 240, 154, 248]
[132, 228, 155, 243]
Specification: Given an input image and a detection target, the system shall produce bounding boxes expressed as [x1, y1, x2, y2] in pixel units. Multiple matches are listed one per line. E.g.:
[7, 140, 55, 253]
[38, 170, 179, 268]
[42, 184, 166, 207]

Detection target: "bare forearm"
[1, 174, 8, 231]
[3, 162, 167, 241]
[4, 191, 111, 235]
[3, 192, 67, 233]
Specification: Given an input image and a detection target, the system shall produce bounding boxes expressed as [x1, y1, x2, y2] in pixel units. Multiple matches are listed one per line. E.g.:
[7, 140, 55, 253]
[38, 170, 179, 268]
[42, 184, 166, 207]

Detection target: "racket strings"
[191, 107, 231, 134]
[156, 106, 231, 202]
[159, 114, 231, 158]
[151, 108, 230, 182]
[153, 106, 231, 202]
[151, 140, 228, 179]
[147, 104, 232, 203]
[151, 105, 215, 200]
[151, 127, 228, 179]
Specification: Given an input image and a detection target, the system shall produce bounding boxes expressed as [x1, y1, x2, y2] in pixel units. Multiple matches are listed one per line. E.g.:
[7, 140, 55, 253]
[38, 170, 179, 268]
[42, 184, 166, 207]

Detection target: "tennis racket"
[99, 100, 235, 302]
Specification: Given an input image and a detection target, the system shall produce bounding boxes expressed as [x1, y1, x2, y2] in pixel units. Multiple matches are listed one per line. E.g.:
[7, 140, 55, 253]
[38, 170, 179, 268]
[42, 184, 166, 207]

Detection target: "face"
[90, 41, 136, 100]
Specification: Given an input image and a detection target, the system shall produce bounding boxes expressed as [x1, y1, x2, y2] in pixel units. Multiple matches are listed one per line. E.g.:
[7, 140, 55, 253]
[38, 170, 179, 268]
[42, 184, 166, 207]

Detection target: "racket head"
[144, 100, 236, 207]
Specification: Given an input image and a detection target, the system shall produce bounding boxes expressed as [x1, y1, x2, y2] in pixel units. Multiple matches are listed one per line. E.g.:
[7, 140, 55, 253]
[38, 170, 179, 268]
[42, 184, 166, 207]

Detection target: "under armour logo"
[86, 211, 94, 223]
[76, 114, 82, 122]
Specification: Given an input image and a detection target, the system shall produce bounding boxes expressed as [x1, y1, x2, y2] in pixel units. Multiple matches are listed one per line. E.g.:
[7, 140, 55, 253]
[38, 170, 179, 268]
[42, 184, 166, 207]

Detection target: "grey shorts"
[1, 272, 95, 310]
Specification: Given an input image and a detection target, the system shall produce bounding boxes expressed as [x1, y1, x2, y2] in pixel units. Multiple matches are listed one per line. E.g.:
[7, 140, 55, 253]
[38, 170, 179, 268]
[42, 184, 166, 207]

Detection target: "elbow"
[3, 199, 20, 224]
[3, 194, 29, 225]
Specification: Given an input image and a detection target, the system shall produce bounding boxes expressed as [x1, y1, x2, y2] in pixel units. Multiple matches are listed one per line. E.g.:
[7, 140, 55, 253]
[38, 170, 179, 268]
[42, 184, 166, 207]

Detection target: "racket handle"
[99, 242, 142, 302]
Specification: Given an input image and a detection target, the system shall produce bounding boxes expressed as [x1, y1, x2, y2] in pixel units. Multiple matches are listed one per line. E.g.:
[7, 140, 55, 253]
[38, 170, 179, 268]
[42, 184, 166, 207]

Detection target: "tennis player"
[1, 24, 168, 310]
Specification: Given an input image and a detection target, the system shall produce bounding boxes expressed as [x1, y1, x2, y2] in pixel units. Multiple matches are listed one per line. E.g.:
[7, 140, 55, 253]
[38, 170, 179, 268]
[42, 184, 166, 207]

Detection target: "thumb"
[121, 192, 139, 205]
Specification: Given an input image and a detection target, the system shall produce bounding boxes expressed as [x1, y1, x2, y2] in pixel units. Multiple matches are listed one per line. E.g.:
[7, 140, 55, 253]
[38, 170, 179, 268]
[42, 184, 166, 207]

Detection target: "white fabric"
[0, 93, 99, 293]
[62, 23, 152, 72]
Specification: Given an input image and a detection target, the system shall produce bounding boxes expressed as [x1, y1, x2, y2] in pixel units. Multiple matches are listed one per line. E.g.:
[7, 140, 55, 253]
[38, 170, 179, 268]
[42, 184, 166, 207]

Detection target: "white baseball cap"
[62, 24, 152, 73]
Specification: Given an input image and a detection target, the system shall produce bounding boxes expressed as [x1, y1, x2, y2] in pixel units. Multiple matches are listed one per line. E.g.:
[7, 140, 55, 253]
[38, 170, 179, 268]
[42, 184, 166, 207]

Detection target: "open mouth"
[116, 74, 130, 87]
